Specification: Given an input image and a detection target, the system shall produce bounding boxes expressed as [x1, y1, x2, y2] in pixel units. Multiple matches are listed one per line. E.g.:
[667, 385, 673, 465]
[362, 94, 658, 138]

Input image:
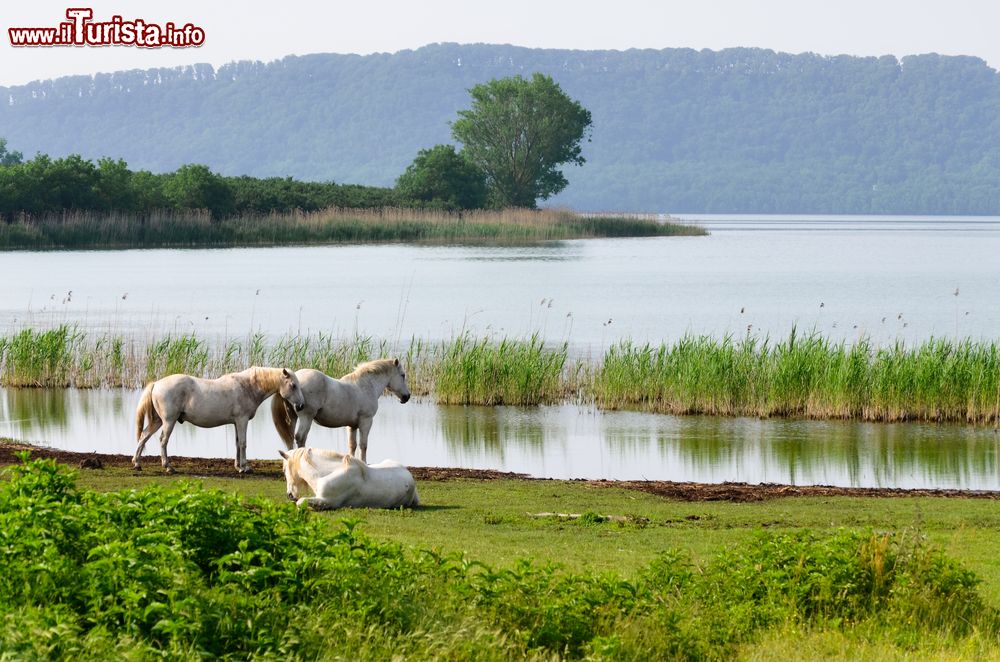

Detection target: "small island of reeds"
[0, 207, 704, 250]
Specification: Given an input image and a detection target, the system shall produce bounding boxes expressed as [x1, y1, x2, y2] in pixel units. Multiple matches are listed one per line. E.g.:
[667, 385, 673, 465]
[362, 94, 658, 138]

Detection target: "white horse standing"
[134, 366, 306, 474]
[278, 446, 419, 510]
[271, 358, 411, 462]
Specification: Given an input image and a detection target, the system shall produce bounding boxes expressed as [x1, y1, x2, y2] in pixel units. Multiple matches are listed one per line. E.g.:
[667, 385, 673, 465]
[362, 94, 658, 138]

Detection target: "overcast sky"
[1, 0, 996, 86]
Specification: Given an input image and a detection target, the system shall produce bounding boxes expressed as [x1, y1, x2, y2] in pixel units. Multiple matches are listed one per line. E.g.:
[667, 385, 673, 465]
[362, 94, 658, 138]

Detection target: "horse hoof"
[164, 467, 176, 475]
[239, 466, 253, 475]
[132, 464, 142, 471]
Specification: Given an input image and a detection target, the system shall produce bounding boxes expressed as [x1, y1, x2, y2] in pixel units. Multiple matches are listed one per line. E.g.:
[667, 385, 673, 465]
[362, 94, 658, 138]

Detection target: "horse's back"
[153, 372, 198, 389]
[364, 461, 418, 506]
[150, 372, 247, 427]
[368, 459, 406, 470]
[150, 374, 200, 403]
[319, 458, 417, 508]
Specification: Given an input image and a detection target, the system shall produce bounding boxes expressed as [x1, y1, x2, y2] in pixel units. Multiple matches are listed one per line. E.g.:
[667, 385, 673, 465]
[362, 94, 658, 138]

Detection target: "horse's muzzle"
[399, 394, 410, 404]
[287, 492, 296, 501]
[295, 403, 305, 411]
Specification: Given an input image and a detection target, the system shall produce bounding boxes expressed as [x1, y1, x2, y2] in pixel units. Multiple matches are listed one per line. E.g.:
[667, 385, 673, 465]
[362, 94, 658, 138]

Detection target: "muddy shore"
[3, 441, 999, 503]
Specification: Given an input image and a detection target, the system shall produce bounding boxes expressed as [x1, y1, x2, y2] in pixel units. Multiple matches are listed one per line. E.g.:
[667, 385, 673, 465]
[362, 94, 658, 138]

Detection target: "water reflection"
[439, 405, 550, 456]
[1, 387, 998, 489]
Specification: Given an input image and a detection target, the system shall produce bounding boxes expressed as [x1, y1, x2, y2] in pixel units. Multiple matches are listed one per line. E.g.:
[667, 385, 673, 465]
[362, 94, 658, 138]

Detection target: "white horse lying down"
[134, 367, 305, 474]
[278, 446, 419, 510]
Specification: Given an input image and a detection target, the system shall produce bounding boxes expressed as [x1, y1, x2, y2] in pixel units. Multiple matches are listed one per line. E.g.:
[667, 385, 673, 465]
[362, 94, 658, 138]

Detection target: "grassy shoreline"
[1, 326, 998, 425]
[0, 207, 705, 250]
[1, 454, 999, 659]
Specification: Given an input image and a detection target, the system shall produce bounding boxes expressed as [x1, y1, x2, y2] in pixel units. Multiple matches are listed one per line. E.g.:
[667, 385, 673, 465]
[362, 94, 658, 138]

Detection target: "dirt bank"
[2, 441, 999, 503]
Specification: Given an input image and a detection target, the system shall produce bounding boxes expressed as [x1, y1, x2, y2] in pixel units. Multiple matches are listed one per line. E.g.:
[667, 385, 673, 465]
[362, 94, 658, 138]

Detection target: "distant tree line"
[4, 44, 1000, 213]
[0, 73, 593, 219]
[0, 138, 403, 220]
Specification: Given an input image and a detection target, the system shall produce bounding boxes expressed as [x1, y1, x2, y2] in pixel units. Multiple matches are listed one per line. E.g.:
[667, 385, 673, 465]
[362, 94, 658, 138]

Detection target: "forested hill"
[3, 43, 1000, 214]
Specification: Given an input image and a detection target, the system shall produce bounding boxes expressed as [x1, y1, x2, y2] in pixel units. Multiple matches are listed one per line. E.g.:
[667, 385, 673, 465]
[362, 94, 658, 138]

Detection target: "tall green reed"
[1, 326, 998, 422]
[435, 334, 567, 406]
[593, 329, 1000, 423]
[0, 326, 79, 387]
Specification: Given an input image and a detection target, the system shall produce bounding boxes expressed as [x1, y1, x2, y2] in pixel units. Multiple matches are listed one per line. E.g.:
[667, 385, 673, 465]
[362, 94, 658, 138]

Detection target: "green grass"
[2, 325, 999, 423]
[0, 207, 704, 250]
[4, 456, 998, 660]
[72, 465, 1000, 607]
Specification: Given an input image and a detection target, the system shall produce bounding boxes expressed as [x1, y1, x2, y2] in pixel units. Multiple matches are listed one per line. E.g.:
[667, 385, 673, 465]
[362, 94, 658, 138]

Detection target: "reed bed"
[1, 326, 998, 423]
[435, 334, 568, 405]
[0, 326, 435, 393]
[0, 207, 704, 249]
[593, 329, 1000, 424]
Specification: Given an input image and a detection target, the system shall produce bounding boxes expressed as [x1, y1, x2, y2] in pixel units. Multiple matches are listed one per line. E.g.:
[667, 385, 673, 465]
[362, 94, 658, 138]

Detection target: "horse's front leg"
[234, 418, 251, 473]
[348, 426, 358, 458]
[296, 496, 336, 510]
[159, 420, 177, 474]
[357, 417, 373, 464]
[293, 414, 314, 449]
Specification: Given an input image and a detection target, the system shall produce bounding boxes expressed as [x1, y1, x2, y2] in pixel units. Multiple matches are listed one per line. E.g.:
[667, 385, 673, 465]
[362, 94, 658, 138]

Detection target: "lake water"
[1, 216, 998, 354]
[2, 215, 999, 487]
[3, 387, 999, 489]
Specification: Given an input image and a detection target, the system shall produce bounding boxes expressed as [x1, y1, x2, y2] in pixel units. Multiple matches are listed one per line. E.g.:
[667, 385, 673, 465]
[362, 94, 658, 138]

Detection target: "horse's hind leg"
[133, 419, 163, 470]
[158, 420, 177, 474]
[348, 426, 358, 458]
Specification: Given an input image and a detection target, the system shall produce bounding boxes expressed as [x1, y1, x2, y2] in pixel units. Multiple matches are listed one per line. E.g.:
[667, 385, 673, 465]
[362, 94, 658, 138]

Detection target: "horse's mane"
[293, 447, 346, 474]
[342, 453, 369, 479]
[341, 358, 397, 382]
[284, 447, 346, 476]
[245, 366, 288, 392]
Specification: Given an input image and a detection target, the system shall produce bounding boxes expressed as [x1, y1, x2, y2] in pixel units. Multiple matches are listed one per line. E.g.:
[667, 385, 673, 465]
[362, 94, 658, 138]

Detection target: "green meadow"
[2, 455, 999, 660]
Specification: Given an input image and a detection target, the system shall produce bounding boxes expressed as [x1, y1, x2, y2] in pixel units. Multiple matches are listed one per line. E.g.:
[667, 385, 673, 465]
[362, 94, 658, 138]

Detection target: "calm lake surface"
[2, 215, 999, 487]
[2, 216, 998, 352]
[3, 388, 999, 489]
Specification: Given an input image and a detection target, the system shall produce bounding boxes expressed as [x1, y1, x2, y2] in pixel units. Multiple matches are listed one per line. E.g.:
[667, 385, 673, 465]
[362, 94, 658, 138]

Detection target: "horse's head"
[278, 448, 309, 500]
[279, 368, 306, 411]
[388, 358, 411, 404]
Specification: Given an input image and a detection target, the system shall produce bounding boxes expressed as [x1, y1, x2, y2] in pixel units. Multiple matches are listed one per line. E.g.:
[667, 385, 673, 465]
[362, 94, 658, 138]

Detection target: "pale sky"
[1, 0, 997, 86]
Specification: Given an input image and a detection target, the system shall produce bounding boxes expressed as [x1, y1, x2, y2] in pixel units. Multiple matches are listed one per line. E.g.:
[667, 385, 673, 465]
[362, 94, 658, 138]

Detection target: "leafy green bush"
[0, 455, 996, 659]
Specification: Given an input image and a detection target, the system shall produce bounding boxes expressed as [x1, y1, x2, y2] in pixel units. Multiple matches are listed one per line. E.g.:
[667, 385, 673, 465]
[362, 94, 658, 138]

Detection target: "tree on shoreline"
[395, 144, 488, 210]
[451, 73, 592, 208]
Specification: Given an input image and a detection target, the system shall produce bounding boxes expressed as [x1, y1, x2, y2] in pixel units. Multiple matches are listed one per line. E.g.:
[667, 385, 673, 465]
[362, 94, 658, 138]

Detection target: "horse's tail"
[135, 382, 159, 440]
[271, 394, 297, 450]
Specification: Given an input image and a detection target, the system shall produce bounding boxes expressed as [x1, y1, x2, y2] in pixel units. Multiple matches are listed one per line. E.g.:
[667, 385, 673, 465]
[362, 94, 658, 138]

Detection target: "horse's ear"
[282, 368, 291, 378]
[278, 449, 289, 460]
[393, 358, 400, 366]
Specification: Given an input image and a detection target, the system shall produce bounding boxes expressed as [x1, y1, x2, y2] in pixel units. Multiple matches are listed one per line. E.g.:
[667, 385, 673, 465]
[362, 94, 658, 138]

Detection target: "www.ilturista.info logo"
[9, 8, 205, 48]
